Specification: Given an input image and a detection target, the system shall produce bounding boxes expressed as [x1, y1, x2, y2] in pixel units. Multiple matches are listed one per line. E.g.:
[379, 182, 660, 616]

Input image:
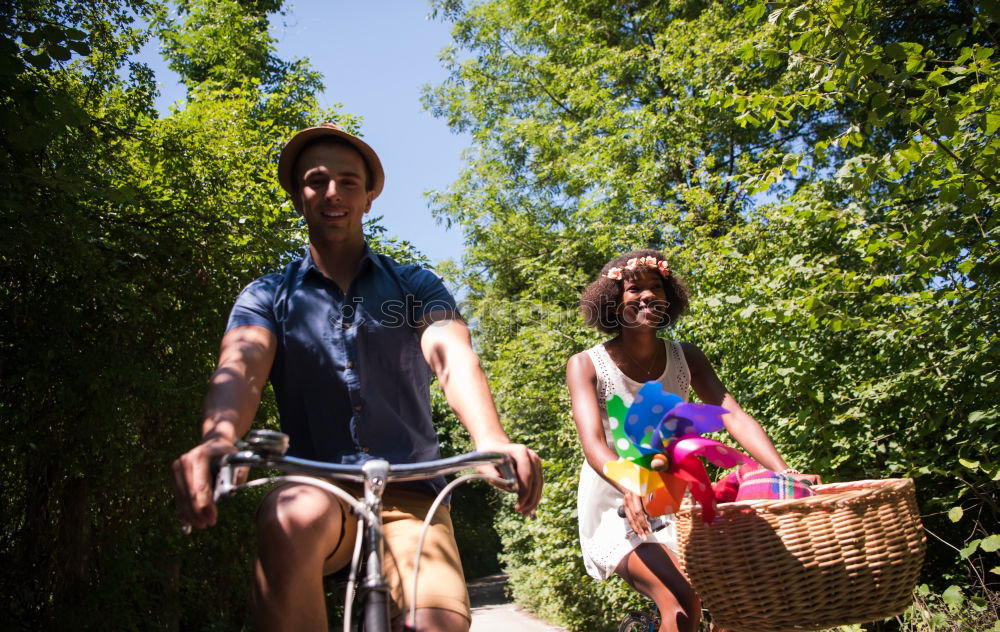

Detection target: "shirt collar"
[297, 242, 386, 284]
[362, 243, 388, 275]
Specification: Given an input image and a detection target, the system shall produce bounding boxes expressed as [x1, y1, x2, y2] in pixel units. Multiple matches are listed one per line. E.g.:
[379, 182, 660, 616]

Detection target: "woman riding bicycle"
[565, 250, 818, 632]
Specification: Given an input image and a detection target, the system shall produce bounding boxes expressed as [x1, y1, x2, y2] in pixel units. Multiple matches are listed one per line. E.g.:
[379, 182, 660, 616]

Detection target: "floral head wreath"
[605, 256, 670, 281]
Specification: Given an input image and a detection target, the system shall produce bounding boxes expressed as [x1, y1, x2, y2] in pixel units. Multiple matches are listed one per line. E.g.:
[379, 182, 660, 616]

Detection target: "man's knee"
[257, 484, 344, 550]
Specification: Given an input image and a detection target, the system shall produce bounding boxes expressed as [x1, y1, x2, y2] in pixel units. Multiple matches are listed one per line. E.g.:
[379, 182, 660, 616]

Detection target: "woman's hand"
[789, 471, 822, 486]
[621, 489, 651, 536]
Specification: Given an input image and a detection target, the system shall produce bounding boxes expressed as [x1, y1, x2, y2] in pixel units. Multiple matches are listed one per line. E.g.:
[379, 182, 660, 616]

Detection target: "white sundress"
[577, 339, 692, 580]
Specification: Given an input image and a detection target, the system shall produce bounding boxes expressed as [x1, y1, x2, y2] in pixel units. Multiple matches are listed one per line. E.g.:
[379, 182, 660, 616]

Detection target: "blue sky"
[140, 1, 470, 265]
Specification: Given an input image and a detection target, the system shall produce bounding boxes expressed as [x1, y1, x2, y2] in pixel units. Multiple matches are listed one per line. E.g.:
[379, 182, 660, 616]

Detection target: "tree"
[427, 0, 998, 628]
[0, 0, 380, 626]
[703, 0, 999, 620]
[425, 1, 804, 626]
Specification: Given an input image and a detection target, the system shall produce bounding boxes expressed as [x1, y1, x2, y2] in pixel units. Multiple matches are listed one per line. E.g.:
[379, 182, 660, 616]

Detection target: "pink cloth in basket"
[713, 462, 815, 502]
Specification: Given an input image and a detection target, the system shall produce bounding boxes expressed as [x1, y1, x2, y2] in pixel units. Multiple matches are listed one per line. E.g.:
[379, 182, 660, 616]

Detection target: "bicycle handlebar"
[618, 503, 668, 536]
[222, 450, 517, 484]
[202, 430, 520, 632]
[213, 430, 518, 503]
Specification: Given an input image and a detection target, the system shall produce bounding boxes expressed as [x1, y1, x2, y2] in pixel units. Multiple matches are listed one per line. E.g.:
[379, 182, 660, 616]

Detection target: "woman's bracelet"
[777, 468, 800, 476]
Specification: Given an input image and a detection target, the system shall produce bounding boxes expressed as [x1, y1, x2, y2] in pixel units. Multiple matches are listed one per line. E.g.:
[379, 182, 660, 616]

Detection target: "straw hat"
[277, 124, 384, 200]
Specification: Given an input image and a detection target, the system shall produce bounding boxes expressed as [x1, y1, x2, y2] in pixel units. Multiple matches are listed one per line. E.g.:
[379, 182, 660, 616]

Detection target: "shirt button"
[347, 361, 354, 369]
[354, 404, 363, 411]
[342, 322, 350, 329]
[361, 447, 369, 453]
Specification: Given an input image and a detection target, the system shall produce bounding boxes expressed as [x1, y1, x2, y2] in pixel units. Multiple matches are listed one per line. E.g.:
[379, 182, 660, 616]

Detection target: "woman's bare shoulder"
[567, 349, 597, 378]
[679, 341, 708, 362]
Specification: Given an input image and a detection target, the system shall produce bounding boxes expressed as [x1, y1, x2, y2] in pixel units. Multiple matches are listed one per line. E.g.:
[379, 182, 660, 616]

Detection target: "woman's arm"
[566, 352, 654, 535]
[566, 353, 617, 472]
[684, 342, 820, 483]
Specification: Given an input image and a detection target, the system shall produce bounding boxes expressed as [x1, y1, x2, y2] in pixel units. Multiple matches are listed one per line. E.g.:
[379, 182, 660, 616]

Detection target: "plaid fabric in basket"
[713, 462, 815, 502]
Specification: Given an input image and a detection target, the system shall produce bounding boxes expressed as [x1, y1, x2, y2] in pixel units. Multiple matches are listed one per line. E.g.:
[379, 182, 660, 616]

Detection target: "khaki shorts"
[323, 485, 470, 622]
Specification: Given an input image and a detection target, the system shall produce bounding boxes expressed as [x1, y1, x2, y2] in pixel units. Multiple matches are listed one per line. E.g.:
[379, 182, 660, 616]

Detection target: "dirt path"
[468, 575, 569, 632]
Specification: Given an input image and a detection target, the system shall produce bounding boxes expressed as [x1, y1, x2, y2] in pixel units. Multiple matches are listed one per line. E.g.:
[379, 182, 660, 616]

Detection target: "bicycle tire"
[698, 611, 718, 632]
[618, 606, 714, 632]
[618, 610, 655, 632]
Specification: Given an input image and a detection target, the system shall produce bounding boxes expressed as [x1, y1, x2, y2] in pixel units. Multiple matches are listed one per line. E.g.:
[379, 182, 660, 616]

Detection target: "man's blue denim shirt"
[226, 245, 458, 494]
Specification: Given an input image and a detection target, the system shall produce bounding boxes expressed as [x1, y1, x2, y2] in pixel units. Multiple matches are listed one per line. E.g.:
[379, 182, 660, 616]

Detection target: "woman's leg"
[616, 543, 700, 632]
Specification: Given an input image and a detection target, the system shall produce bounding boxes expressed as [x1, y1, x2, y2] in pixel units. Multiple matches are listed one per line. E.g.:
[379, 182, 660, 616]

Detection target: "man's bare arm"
[172, 325, 277, 529]
[419, 311, 543, 515]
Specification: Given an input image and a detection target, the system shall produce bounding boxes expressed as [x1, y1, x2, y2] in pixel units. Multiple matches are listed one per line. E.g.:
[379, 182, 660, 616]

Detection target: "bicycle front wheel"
[618, 610, 655, 632]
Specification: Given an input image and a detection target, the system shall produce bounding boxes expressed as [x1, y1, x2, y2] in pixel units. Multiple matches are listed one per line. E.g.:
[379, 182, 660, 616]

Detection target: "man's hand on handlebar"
[171, 435, 238, 531]
[477, 442, 543, 517]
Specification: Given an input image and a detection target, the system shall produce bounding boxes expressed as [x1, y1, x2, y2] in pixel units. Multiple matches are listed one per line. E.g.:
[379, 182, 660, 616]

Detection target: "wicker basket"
[675, 478, 925, 632]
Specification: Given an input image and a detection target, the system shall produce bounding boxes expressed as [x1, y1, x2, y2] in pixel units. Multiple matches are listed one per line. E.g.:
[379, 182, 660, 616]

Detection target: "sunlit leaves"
[983, 534, 1000, 553]
[1, 0, 346, 626]
[730, 0, 1000, 209]
[428, 0, 998, 627]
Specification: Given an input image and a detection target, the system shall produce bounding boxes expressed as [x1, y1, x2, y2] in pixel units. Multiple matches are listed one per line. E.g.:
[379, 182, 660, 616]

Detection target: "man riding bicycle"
[171, 124, 543, 632]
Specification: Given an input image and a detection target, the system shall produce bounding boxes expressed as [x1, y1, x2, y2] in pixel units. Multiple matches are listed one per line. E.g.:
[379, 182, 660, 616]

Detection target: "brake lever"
[213, 431, 286, 503]
[497, 457, 519, 493]
[213, 454, 235, 503]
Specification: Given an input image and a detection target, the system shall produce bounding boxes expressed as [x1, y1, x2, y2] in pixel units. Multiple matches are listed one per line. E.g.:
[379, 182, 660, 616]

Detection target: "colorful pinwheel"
[603, 381, 751, 523]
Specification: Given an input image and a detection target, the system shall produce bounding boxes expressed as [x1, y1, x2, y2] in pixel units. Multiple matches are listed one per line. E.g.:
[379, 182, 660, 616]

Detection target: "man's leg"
[401, 607, 469, 632]
[381, 488, 471, 632]
[252, 483, 357, 632]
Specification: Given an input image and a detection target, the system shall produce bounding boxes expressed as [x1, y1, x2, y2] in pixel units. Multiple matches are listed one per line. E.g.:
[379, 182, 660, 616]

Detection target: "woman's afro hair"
[579, 249, 689, 334]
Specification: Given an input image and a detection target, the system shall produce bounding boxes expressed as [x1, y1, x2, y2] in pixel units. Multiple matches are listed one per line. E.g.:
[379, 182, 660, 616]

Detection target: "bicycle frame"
[212, 430, 516, 632]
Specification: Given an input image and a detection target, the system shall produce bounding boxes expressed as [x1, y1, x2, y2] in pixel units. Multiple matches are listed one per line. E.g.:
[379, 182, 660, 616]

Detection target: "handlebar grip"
[618, 503, 667, 535]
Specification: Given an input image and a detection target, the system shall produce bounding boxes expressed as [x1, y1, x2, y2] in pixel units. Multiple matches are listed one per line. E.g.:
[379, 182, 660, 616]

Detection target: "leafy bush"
[426, 0, 998, 629]
[0, 0, 373, 627]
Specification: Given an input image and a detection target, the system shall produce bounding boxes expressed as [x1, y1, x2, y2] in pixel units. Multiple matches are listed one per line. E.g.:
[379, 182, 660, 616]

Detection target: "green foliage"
[364, 215, 431, 267]
[157, 0, 290, 91]
[700, 0, 999, 599]
[428, 0, 998, 629]
[431, 388, 507, 580]
[895, 583, 1000, 631]
[676, 189, 998, 599]
[0, 0, 378, 627]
